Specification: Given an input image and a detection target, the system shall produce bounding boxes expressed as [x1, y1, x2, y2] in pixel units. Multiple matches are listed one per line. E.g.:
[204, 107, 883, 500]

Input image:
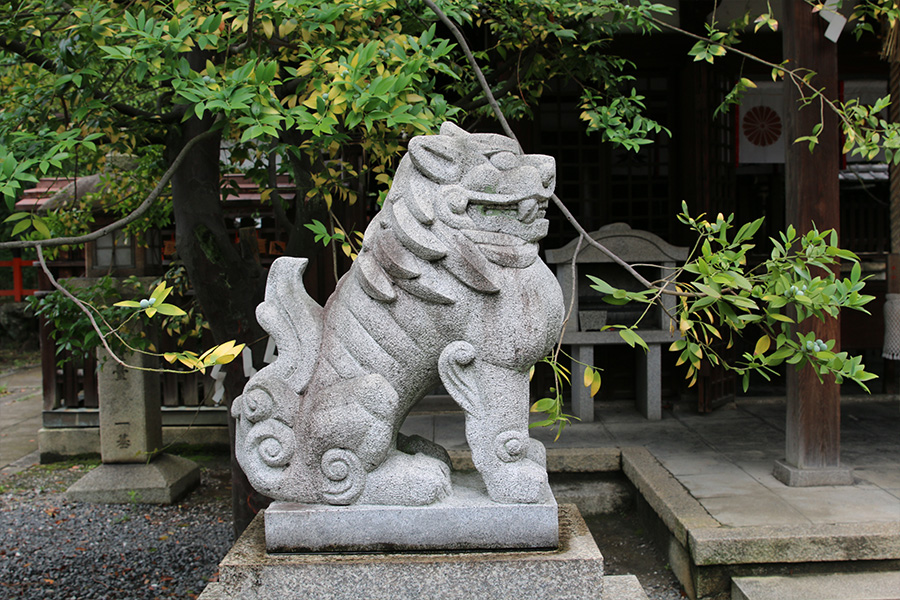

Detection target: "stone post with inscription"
[66, 350, 200, 504]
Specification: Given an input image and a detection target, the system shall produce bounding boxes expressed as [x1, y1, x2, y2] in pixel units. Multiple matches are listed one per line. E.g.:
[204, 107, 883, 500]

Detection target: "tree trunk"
[169, 111, 271, 535]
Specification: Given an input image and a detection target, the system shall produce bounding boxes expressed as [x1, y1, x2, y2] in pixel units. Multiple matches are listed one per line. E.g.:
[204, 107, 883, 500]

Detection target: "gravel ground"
[0, 453, 685, 600]
[0, 454, 233, 600]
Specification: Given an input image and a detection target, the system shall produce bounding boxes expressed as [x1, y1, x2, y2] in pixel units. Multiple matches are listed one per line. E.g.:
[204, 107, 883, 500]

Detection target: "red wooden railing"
[0, 258, 38, 301]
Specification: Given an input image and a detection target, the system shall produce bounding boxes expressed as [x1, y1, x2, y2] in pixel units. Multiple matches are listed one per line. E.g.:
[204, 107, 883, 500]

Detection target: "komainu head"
[387, 122, 556, 247]
[355, 123, 559, 305]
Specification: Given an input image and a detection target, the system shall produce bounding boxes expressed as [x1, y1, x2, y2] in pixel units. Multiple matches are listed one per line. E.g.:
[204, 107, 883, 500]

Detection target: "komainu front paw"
[482, 458, 548, 504]
[360, 450, 452, 505]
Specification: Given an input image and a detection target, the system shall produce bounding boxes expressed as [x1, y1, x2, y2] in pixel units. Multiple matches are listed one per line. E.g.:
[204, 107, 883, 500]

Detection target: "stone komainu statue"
[232, 122, 564, 506]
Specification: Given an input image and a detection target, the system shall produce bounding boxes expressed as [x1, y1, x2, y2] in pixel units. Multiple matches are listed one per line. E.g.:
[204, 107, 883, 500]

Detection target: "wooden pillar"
[773, 0, 852, 486]
[883, 60, 900, 393]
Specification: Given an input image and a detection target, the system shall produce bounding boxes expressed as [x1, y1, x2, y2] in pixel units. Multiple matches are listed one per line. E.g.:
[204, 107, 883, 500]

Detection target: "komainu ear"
[439, 121, 468, 137]
[408, 134, 462, 184]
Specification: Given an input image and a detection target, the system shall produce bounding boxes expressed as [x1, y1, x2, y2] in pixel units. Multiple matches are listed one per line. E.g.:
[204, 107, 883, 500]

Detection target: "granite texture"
[205, 504, 605, 600]
[264, 471, 558, 552]
[602, 575, 650, 600]
[231, 122, 564, 510]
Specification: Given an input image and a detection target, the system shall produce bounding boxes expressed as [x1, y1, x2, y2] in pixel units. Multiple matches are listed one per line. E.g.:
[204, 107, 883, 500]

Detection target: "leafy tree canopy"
[0, 0, 672, 232]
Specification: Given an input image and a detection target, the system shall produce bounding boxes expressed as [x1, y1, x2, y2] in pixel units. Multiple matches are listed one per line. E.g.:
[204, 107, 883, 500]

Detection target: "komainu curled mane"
[232, 122, 564, 506]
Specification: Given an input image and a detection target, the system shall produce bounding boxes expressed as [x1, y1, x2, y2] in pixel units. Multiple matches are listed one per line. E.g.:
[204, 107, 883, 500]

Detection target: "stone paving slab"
[0, 365, 42, 470]
[766, 484, 900, 524]
[620, 446, 720, 547]
[732, 571, 900, 600]
[697, 493, 810, 528]
[676, 470, 773, 499]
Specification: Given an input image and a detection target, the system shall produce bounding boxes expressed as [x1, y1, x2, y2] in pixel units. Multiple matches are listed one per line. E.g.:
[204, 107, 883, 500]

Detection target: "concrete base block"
[202, 504, 607, 600]
[39, 426, 229, 462]
[773, 459, 854, 487]
[66, 453, 200, 504]
[265, 471, 558, 552]
[550, 474, 632, 516]
[39, 427, 100, 462]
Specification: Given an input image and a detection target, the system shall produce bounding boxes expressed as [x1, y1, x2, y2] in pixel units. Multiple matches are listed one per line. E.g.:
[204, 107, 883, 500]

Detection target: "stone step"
[732, 572, 900, 600]
[200, 575, 650, 600]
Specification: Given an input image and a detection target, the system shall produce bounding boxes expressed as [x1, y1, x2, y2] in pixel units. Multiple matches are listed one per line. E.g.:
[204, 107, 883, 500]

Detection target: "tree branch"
[35, 246, 129, 369]
[110, 101, 185, 124]
[229, 0, 256, 54]
[422, 0, 679, 295]
[0, 37, 54, 70]
[647, 15, 855, 135]
[1, 119, 222, 251]
[422, 0, 518, 143]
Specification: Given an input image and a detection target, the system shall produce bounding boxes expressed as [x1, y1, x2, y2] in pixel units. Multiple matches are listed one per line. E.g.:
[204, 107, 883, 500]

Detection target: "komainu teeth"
[517, 198, 539, 223]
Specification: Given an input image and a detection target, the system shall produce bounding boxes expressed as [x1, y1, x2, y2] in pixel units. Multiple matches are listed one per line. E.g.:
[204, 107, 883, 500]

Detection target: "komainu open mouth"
[464, 194, 549, 244]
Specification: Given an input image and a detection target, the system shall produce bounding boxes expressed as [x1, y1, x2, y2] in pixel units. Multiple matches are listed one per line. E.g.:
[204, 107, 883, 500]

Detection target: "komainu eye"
[489, 151, 518, 170]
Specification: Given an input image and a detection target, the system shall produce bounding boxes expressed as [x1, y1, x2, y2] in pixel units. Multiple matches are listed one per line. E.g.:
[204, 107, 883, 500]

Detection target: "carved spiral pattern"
[493, 430, 527, 463]
[321, 448, 365, 505]
[247, 420, 295, 468]
[241, 388, 275, 423]
[448, 342, 475, 366]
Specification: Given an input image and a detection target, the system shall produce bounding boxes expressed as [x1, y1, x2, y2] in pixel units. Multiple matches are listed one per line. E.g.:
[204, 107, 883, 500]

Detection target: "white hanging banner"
[209, 363, 227, 406]
[737, 81, 784, 164]
[241, 346, 257, 378]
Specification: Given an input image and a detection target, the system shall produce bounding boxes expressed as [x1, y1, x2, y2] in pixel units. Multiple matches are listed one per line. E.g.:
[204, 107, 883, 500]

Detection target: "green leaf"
[114, 300, 142, 308]
[586, 276, 618, 295]
[619, 328, 649, 352]
[531, 398, 557, 413]
[754, 335, 771, 356]
[32, 218, 51, 239]
[3, 212, 29, 223]
[153, 303, 187, 316]
[11, 219, 30, 237]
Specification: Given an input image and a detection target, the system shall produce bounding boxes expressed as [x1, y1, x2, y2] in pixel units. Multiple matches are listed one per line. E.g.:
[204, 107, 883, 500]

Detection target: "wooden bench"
[545, 223, 688, 421]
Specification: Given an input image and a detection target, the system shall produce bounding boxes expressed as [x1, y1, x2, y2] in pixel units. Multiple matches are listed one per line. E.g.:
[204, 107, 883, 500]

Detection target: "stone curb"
[448, 446, 621, 473]
[689, 522, 900, 566]
[0, 449, 40, 478]
[619, 446, 900, 567]
[620, 446, 719, 547]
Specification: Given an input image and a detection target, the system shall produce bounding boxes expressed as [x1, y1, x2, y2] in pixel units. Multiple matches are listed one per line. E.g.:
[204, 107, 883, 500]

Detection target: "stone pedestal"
[198, 505, 649, 600]
[66, 453, 200, 504]
[66, 350, 199, 504]
[772, 458, 854, 487]
[265, 471, 558, 552]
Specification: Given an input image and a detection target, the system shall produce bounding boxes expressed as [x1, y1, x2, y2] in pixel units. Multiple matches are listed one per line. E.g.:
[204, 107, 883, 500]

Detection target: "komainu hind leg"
[310, 373, 452, 505]
[360, 449, 452, 505]
[439, 341, 549, 504]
